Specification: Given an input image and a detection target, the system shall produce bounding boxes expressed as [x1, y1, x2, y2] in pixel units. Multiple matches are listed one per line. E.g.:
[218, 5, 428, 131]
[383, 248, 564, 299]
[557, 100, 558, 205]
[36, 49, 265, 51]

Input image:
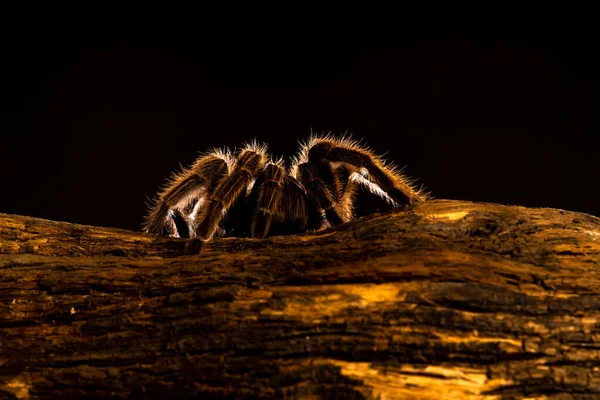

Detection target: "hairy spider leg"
[251, 162, 286, 239]
[278, 175, 309, 229]
[194, 144, 267, 241]
[332, 164, 358, 222]
[296, 162, 345, 228]
[308, 141, 427, 206]
[142, 150, 231, 237]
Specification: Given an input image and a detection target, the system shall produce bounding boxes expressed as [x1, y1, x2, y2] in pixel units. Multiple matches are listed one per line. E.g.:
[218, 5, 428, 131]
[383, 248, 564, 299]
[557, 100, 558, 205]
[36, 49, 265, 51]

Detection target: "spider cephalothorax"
[143, 134, 428, 245]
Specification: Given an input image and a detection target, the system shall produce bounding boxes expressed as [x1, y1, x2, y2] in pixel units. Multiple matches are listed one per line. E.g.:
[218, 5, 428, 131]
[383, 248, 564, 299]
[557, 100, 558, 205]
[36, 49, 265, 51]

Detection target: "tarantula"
[143, 134, 428, 249]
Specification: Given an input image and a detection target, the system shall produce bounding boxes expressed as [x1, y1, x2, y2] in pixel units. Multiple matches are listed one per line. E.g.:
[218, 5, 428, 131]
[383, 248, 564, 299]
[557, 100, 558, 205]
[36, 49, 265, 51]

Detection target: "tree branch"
[1, 200, 600, 399]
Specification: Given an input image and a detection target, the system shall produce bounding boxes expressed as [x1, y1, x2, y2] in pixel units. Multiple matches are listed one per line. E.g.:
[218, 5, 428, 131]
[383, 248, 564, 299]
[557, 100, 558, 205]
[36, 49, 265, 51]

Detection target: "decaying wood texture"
[1, 199, 600, 399]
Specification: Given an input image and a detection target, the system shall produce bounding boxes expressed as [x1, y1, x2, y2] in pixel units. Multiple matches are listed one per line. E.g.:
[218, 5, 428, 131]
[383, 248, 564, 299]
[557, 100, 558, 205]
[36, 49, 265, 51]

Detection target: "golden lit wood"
[1, 199, 600, 399]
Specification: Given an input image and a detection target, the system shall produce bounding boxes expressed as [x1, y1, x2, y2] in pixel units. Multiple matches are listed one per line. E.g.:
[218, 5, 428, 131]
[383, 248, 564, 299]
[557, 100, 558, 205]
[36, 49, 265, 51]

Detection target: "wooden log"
[1, 199, 599, 399]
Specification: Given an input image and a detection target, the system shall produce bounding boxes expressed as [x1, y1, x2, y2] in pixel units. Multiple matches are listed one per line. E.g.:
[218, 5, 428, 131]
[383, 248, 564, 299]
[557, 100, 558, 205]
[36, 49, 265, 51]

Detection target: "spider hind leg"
[308, 138, 428, 206]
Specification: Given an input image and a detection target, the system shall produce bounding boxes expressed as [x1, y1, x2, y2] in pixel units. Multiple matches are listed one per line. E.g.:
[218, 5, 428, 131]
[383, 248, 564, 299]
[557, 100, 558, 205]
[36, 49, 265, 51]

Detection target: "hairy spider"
[143, 134, 428, 246]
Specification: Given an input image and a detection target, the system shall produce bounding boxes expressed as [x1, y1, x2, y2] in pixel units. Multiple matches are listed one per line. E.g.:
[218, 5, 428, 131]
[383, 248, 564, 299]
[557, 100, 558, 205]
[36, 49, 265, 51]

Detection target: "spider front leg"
[193, 143, 268, 242]
[142, 150, 231, 237]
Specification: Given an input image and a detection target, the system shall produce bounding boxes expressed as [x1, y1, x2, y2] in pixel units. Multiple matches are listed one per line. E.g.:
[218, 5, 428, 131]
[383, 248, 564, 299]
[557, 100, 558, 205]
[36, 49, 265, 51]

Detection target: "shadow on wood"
[1, 200, 600, 399]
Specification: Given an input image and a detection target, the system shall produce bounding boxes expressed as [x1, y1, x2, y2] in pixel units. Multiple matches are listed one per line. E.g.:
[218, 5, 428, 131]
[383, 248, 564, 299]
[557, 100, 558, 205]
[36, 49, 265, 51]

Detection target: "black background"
[2, 12, 599, 231]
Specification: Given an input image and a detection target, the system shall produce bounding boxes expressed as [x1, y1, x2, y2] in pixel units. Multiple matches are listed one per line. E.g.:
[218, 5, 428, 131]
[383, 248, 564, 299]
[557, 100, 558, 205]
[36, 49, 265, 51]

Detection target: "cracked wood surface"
[1, 199, 600, 399]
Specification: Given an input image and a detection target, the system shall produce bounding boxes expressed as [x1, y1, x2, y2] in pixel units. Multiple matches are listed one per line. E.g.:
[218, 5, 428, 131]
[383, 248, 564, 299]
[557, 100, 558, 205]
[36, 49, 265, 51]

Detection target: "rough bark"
[1, 199, 600, 399]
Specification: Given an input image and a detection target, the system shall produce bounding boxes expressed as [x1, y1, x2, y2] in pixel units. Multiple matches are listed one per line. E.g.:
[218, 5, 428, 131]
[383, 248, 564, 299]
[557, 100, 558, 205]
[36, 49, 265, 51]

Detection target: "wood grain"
[1, 200, 599, 399]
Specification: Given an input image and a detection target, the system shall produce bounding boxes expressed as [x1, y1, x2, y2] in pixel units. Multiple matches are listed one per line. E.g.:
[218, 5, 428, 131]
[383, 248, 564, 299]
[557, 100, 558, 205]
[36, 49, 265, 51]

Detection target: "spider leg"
[251, 161, 286, 239]
[279, 175, 309, 229]
[296, 161, 345, 227]
[308, 139, 428, 206]
[332, 164, 358, 222]
[142, 149, 231, 236]
[194, 142, 268, 241]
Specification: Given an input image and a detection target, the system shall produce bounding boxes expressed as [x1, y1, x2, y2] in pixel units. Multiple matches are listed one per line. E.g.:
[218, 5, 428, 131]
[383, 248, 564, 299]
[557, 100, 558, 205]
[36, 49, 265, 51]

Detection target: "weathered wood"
[1, 199, 599, 399]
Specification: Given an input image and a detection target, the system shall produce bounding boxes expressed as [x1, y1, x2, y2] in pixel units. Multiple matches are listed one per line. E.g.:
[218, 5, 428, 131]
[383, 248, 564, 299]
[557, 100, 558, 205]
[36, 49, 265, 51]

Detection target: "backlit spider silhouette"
[143, 134, 428, 243]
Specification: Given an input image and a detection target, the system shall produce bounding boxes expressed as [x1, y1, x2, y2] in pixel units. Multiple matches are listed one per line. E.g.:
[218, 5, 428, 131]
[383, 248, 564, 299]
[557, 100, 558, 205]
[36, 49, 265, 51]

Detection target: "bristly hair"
[241, 138, 269, 156]
[268, 156, 286, 168]
[141, 147, 233, 233]
[143, 132, 430, 243]
[289, 131, 429, 201]
[203, 147, 235, 170]
[151, 148, 231, 198]
[290, 131, 363, 175]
